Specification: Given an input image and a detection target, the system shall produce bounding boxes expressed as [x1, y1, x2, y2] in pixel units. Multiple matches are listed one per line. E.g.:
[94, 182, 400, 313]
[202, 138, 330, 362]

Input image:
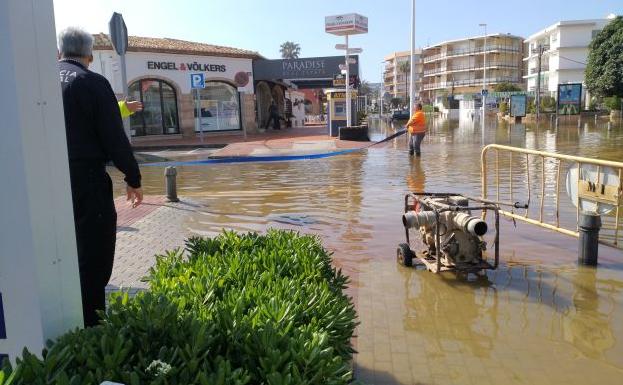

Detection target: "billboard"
[557, 83, 582, 115]
[510, 95, 527, 117]
[253, 56, 358, 80]
[325, 13, 368, 36]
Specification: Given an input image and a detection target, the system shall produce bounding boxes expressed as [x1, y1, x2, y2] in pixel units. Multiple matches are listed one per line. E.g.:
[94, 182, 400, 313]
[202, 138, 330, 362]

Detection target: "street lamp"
[479, 23, 487, 138]
[409, 0, 416, 114]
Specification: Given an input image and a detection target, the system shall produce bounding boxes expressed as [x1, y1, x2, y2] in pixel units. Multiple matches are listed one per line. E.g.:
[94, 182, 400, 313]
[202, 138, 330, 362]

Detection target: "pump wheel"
[397, 243, 414, 267]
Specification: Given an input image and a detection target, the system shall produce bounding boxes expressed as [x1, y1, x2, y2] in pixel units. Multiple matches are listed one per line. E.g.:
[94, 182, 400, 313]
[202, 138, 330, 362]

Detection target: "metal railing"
[423, 45, 521, 63]
[481, 144, 623, 249]
[424, 62, 521, 76]
[422, 77, 521, 90]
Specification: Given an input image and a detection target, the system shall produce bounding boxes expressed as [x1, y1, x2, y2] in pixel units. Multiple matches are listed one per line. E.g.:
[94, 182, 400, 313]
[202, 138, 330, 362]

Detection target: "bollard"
[607, 121, 611, 131]
[577, 117, 581, 128]
[165, 166, 179, 202]
[578, 213, 601, 266]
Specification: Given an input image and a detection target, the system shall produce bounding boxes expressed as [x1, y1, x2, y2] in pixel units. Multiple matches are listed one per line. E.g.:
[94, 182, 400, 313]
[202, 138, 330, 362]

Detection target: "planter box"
[339, 125, 369, 141]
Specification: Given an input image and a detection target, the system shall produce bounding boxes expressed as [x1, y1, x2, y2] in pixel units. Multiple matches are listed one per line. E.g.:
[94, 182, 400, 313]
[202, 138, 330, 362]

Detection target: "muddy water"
[110, 118, 623, 385]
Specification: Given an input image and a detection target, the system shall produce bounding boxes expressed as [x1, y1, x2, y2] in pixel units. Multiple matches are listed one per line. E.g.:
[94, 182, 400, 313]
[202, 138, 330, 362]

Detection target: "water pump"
[397, 193, 505, 273]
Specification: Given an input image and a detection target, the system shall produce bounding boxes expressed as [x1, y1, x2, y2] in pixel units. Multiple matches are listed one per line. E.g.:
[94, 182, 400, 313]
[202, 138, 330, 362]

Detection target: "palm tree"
[279, 41, 301, 59]
[398, 60, 410, 107]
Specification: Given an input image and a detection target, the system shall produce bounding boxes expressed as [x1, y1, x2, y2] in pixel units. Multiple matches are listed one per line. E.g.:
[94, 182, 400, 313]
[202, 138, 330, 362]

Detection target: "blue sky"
[53, 0, 621, 82]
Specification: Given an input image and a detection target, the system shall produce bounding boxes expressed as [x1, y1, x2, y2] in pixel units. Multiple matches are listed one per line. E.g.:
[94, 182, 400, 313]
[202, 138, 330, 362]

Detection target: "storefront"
[91, 34, 261, 139]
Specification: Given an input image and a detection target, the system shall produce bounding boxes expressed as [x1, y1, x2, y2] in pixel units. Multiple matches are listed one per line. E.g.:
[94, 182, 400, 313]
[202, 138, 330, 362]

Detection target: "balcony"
[423, 45, 521, 63]
[423, 62, 521, 76]
[422, 76, 521, 90]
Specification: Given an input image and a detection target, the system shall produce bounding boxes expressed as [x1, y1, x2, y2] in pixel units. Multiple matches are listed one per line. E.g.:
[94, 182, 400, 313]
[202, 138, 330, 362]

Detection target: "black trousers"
[69, 163, 117, 327]
[265, 115, 280, 129]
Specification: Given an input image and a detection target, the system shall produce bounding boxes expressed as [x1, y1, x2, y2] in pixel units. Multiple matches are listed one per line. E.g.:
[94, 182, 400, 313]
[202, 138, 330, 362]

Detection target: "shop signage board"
[510, 94, 527, 117]
[253, 56, 358, 80]
[325, 13, 368, 36]
[558, 83, 582, 115]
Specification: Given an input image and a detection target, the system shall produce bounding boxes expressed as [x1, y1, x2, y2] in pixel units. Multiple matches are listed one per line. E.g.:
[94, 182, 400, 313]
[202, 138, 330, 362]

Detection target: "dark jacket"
[268, 104, 278, 117]
[59, 59, 141, 188]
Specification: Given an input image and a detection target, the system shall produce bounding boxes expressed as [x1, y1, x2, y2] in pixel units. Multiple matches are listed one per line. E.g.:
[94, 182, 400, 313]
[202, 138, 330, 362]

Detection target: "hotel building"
[383, 50, 423, 102]
[421, 34, 524, 100]
[523, 18, 613, 99]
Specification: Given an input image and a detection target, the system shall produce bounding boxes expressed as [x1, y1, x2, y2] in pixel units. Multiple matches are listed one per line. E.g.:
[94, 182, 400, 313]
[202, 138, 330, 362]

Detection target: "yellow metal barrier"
[481, 144, 623, 248]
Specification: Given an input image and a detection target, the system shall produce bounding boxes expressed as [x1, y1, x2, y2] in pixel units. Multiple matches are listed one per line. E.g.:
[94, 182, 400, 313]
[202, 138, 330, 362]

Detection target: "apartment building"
[421, 34, 524, 100]
[523, 18, 613, 99]
[383, 50, 423, 101]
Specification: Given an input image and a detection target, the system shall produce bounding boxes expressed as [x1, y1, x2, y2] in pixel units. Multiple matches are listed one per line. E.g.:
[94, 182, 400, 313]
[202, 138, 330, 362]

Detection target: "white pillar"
[0, 0, 83, 361]
[409, 0, 416, 113]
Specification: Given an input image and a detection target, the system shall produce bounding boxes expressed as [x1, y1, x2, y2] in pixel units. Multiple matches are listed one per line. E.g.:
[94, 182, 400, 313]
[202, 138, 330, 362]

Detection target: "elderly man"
[58, 27, 142, 327]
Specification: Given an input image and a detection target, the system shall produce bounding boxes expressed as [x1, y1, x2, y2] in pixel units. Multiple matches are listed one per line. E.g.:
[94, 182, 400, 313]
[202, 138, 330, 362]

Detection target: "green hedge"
[1, 230, 357, 385]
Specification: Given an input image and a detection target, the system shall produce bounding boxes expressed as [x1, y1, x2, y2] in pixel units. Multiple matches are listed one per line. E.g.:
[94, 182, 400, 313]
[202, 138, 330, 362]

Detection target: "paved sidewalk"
[132, 125, 329, 149]
[106, 196, 200, 295]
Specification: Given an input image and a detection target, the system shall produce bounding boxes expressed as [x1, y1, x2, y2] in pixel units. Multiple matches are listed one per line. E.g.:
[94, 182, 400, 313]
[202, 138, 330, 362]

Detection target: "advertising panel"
[510, 95, 527, 117]
[557, 83, 582, 115]
[325, 13, 368, 35]
[253, 56, 359, 80]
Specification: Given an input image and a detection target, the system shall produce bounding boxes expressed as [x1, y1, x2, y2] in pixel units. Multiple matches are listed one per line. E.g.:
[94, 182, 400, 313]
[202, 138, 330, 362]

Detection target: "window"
[128, 79, 179, 136]
[195, 82, 241, 132]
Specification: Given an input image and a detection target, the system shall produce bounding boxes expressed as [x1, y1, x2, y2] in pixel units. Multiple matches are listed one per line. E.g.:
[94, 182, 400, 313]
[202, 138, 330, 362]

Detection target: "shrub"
[499, 101, 509, 115]
[1, 230, 357, 385]
[604, 95, 622, 111]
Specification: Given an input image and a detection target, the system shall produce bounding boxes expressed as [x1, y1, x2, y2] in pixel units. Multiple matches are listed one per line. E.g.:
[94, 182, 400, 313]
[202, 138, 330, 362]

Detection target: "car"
[390, 110, 410, 121]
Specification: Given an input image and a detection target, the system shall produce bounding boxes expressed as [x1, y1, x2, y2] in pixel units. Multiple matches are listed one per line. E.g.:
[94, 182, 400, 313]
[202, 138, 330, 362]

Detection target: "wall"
[91, 50, 257, 137]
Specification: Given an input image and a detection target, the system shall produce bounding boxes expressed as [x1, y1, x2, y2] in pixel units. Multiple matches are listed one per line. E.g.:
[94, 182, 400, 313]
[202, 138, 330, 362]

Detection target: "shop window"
[128, 79, 179, 136]
[195, 82, 241, 132]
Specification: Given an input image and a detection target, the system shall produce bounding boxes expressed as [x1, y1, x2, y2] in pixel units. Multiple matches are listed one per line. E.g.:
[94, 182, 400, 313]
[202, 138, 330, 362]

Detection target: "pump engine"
[398, 193, 501, 273]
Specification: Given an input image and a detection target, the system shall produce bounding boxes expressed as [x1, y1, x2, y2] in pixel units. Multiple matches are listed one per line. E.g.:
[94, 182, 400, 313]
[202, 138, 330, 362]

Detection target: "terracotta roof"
[93, 33, 262, 59]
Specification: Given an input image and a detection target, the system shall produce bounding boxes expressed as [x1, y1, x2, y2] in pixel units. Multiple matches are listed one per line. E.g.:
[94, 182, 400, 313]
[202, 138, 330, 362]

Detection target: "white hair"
[58, 27, 93, 58]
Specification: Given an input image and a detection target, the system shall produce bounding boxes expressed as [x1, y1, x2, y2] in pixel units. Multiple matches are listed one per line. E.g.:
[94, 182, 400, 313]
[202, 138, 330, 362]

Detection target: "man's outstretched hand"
[126, 186, 143, 208]
[125, 100, 143, 113]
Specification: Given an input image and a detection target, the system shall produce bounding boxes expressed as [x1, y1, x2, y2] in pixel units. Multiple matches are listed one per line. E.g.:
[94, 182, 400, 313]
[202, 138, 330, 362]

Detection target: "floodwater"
[110, 117, 623, 385]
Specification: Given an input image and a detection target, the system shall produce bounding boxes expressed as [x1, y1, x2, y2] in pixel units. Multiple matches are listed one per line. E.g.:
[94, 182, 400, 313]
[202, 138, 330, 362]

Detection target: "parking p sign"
[190, 73, 205, 89]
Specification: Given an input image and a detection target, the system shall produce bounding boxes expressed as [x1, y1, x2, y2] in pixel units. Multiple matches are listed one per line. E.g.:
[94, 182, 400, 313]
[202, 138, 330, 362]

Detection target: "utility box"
[325, 89, 357, 137]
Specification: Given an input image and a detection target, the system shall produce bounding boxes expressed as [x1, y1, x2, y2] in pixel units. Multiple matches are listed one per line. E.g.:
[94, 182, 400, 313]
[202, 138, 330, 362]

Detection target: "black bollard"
[578, 213, 601, 266]
[165, 166, 179, 202]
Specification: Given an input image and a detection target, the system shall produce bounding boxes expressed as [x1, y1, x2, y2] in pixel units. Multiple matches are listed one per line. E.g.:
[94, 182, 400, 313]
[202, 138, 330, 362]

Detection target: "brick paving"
[132, 125, 329, 149]
[106, 196, 200, 295]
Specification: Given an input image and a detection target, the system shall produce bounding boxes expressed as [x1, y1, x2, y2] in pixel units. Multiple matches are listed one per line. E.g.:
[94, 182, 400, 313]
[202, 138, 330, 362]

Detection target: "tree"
[398, 61, 410, 106]
[279, 41, 301, 59]
[493, 82, 521, 92]
[586, 16, 623, 97]
[358, 80, 372, 97]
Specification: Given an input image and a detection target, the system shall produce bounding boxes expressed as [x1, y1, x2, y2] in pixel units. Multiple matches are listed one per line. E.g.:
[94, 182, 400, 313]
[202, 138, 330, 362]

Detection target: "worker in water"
[406, 103, 426, 156]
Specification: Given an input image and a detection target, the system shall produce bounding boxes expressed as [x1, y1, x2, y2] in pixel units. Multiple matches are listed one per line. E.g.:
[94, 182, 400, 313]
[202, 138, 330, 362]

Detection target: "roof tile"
[93, 33, 262, 59]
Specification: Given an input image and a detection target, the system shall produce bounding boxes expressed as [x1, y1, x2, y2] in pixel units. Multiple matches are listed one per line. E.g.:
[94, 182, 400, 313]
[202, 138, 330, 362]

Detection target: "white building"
[523, 18, 613, 101]
[91, 34, 262, 141]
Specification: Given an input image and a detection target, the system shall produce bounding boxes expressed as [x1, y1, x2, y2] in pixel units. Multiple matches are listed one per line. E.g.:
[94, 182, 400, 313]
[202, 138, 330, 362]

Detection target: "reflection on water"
[109, 117, 623, 384]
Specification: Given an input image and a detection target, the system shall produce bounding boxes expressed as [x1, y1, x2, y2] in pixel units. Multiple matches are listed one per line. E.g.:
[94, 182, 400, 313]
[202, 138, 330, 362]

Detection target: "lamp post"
[409, 0, 416, 113]
[479, 23, 487, 138]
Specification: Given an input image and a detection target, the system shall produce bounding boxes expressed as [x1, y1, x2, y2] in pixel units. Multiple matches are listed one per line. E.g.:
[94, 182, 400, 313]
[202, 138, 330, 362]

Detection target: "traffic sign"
[190, 73, 205, 89]
[481, 89, 489, 96]
[335, 44, 348, 50]
[347, 48, 363, 54]
[108, 12, 128, 56]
